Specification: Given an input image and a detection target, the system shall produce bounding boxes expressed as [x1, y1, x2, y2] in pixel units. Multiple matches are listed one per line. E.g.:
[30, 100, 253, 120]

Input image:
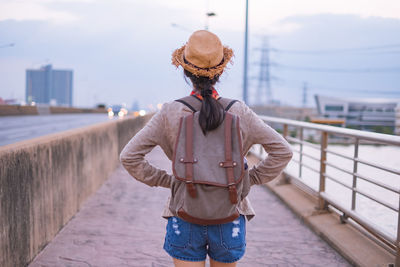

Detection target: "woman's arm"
[246, 108, 293, 186]
[120, 108, 172, 188]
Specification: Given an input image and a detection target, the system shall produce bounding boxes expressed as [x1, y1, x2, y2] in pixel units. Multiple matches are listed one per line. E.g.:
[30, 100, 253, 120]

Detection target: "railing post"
[278, 124, 290, 185]
[299, 127, 304, 179]
[283, 124, 288, 139]
[351, 138, 359, 210]
[318, 131, 328, 210]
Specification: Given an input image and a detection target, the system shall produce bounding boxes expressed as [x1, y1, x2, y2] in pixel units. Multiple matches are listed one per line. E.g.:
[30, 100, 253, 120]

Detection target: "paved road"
[0, 114, 115, 146]
[29, 147, 350, 267]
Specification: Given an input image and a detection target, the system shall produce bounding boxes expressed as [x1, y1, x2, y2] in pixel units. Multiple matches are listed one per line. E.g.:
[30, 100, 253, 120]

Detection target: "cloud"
[0, 1, 79, 23]
[2, 0, 400, 31]
[0, 3, 399, 107]
[158, 0, 400, 33]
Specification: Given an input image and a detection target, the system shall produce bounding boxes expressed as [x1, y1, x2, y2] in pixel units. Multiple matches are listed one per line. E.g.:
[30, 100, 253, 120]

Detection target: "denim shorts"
[163, 215, 246, 263]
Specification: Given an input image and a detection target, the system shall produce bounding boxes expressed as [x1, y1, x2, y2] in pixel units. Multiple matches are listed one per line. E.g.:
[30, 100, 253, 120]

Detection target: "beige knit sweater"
[120, 98, 293, 221]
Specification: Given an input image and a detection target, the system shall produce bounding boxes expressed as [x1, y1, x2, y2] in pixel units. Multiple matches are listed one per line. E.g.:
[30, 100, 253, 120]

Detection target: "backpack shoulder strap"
[175, 99, 196, 112]
[176, 96, 239, 113]
[175, 95, 202, 112]
[218, 98, 239, 112]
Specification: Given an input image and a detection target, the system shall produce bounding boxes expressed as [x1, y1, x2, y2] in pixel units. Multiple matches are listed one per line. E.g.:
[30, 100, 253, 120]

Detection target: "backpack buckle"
[179, 157, 198, 163]
[186, 182, 197, 198]
[219, 161, 237, 168]
[228, 184, 238, 204]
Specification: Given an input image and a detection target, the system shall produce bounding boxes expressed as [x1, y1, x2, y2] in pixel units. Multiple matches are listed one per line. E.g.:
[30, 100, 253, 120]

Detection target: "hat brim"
[172, 45, 234, 78]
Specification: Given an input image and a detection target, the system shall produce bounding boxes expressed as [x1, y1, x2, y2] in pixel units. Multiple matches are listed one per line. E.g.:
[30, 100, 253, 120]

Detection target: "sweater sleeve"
[119, 107, 172, 188]
[246, 107, 293, 186]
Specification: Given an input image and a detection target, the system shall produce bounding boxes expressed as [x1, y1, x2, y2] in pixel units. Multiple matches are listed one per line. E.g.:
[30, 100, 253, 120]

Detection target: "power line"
[276, 78, 400, 96]
[308, 87, 400, 95]
[274, 64, 400, 73]
[255, 40, 400, 104]
[274, 49, 400, 55]
[272, 43, 400, 55]
[357, 50, 400, 55]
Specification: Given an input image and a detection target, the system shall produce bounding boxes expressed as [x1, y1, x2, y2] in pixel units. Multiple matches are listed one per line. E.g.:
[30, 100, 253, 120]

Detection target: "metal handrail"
[286, 136, 321, 150]
[291, 158, 320, 174]
[355, 172, 399, 194]
[325, 147, 400, 176]
[291, 148, 321, 162]
[323, 159, 399, 193]
[261, 115, 400, 145]
[354, 157, 400, 176]
[255, 115, 400, 264]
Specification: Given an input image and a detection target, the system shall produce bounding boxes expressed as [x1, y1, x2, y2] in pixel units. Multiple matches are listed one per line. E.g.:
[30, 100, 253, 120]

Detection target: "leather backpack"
[169, 96, 250, 225]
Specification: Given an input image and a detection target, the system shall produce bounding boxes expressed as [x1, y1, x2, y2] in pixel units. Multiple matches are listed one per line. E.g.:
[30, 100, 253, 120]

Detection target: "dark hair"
[184, 69, 224, 134]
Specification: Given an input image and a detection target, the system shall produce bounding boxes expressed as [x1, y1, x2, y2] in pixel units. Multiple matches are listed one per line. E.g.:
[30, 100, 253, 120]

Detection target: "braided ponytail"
[184, 70, 224, 134]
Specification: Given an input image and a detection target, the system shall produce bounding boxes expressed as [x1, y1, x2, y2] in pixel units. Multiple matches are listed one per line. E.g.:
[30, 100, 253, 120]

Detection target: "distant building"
[315, 95, 400, 134]
[250, 105, 316, 121]
[0, 98, 18, 105]
[26, 64, 73, 106]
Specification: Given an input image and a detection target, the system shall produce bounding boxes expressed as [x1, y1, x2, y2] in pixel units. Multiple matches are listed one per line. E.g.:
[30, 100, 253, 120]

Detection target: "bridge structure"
[0, 114, 398, 266]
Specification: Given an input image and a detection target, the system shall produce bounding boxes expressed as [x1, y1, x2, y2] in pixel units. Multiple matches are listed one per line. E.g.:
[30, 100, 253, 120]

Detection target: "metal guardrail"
[251, 115, 400, 265]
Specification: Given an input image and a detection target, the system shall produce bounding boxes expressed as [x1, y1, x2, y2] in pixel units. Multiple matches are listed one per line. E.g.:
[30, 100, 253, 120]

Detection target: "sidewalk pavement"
[29, 147, 349, 267]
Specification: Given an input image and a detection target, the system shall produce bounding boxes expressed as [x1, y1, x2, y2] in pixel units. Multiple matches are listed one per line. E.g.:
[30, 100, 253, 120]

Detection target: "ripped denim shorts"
[163, 215, 246, 263]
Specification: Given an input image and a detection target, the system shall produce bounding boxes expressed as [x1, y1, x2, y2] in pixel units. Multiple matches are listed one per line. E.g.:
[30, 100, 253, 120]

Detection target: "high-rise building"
[26, 64, 73, 106]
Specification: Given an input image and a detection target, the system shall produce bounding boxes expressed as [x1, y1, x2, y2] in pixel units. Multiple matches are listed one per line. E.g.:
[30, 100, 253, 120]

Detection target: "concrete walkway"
[29, 147, 350, 267]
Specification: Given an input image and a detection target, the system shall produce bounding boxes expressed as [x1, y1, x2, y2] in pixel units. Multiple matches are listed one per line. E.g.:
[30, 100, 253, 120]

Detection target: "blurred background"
[0, 0, 400, 127]
[1, 2, 400, 262]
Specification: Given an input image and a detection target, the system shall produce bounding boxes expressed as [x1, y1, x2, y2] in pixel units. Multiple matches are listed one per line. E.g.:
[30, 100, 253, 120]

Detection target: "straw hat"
[172, 30, 234, 78]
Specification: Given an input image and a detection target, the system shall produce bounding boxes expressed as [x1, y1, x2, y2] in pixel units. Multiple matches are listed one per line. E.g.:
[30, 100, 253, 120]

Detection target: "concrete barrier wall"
[49, 106, 106, 114]
[0, 115, 151, 267]
[0, 105, 39, 116]
[0, 104, 106, 116]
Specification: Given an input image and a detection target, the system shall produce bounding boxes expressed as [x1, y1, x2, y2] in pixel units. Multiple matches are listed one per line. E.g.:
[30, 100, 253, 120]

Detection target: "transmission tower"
[302, 82, 308, 107]
[256, 37, 273, 105]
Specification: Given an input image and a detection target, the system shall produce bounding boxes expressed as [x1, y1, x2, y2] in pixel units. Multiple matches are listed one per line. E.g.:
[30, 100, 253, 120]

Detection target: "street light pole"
[243, 0, 249, 104]
[205, 12, 216, 30]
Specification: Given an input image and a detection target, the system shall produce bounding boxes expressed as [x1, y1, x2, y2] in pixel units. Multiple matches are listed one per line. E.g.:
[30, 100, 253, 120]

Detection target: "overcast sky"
[0, 0, 400, 109]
